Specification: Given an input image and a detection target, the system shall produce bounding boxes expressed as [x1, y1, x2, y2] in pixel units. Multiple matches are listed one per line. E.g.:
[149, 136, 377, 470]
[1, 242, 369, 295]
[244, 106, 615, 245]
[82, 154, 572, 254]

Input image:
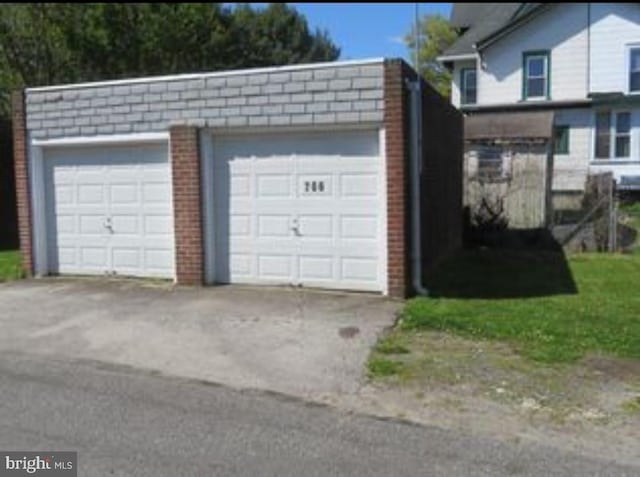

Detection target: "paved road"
[0, 352, 636, 477]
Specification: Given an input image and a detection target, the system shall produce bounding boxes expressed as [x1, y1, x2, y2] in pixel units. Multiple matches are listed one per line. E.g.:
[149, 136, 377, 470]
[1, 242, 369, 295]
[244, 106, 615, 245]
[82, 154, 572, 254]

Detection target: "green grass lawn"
[0, 250, 22, 282]
[382, 250, 640, 364]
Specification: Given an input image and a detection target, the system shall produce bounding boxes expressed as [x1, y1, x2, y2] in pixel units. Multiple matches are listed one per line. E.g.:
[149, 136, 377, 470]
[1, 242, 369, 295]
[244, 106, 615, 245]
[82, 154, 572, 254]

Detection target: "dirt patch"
[582, 355, 640, 382]
[345, 331, 640, 466]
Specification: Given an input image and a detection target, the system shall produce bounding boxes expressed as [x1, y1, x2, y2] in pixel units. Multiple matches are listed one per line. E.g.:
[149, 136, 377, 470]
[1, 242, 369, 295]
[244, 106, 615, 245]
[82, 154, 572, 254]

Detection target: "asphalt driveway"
[0, 279, 399, 398]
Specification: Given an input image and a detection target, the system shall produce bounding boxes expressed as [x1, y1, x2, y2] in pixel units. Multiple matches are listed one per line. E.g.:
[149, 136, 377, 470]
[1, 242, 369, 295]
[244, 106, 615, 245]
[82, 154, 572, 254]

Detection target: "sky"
[249, 3, 452, 61]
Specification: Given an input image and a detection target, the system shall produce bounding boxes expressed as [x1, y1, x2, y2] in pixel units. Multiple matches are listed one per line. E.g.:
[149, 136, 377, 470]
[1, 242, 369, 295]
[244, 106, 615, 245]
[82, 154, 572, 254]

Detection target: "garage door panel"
[298, 256, 334, 281]
[257, 255, 293, 280]
[44, 144, 174, 279]
[341, 257, 378, 282]
[257, 215, 292, 238]
[298, 215, 333, 238]
[109, 183, 139, 204]
[339, 173, 379, 197]
[211, 129, 383, 291]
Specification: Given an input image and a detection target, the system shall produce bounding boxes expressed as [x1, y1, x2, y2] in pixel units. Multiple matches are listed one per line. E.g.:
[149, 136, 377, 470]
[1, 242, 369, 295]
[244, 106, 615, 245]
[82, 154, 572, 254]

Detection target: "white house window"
[630, 48, 640, 93]
[523, 51, 549, 100]
[615, 112, 631, 158]
[460, 68, 477, 105]
[594, 111, 631, 160]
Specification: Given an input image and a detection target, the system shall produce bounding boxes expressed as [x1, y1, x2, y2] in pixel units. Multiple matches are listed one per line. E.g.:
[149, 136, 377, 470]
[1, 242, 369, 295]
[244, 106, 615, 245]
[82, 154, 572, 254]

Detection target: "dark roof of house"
[465, 111, 554, 141]
[442, 3, 540, 57]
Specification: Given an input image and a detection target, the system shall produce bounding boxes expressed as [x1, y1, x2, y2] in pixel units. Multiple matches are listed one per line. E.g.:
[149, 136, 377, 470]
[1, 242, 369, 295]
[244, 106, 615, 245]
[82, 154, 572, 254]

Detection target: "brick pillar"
[12, 90, 33, 276]
[170, 125, 203, 285]
[384, 60, 409, 298]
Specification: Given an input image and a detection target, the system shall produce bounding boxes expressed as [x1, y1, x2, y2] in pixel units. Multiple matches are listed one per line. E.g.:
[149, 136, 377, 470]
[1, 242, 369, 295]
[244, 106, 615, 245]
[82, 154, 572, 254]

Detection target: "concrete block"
[167, 81, 187, 92]
[220, 107, 240, 117]
[227, 96, 247, 106]
[336, 66, 361, 78]
[91, 97, 107, 108]
[206, 77, 227, 88]
[114, 123, 132, 133]
[283, 82, 305, 93]
[353, 77, 383, 89]
[360, 111, 383, 122]
[291, 70, 313, 81]
[63, 127, 81, 135]
[249, 116, 269, 126]
[201, 108, 221, 118]
[329, 79, 351, 91]
[313, 68, 335, 80]
[329, 102, 352, 112]
[248, 95, 269, 106]
[112, 85, 131, 96]
[131, 103, 150, 112]
[306, 102, 328, 113]
[107, 96, 125, 106]
[283, 104, 305, 114]
[97, 124, 115, 134]
[228, 116, 248, 126]
[220, 87, 240, 98]
[268, 94, 290, 104]
[263, 83, 283, 94]
[269, 115, 291, 126]
[149, 82, 167, 93]
[306, 81, 328, 92]
[268, 72, 290, 83]
[263, 105, 283, 115]
[133, 122, 151, 132]
[206, 117, 228, 127]
[80, 126, 97, 135]
[360, 89, 383, 100]
[162, 92, 180, 101]
[359, 64, 383, 77]
[205, 98, 226, 108]
[290, 93, 312, 103]
[186, 99, 205, 109]
[313, 92, 335, 102]
[248, 74, 269, 85]
[336, 112, 360, 123]
[131, 83, 149, 95]
[290, 114, 313, 124]
[353, 100, 377, 111]
[94, 88, 112, 98]
[336, 91, 359, 101]
[226, 75, 247, 87]
[181, 90, 200, 100]
[241, 85, 261, 96]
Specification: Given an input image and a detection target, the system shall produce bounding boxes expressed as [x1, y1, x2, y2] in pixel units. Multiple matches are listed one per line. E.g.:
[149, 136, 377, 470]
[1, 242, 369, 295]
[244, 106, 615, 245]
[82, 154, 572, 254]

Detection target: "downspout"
[407, 76, 429, 296]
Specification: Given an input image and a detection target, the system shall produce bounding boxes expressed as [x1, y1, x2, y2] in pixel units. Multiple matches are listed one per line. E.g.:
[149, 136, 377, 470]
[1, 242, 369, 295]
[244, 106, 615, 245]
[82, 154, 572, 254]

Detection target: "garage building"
[13, 58, 462, 297]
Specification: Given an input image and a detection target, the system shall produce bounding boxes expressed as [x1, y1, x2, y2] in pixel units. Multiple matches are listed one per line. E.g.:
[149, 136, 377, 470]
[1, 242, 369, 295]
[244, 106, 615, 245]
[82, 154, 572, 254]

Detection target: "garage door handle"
[291, 220, 301, 236]
[104, 218, 114, 233]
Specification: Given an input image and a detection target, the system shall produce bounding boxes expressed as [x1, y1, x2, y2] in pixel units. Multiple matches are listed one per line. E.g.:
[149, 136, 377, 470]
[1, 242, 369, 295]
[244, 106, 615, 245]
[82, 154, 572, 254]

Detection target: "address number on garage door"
[300, 176, 331, 196]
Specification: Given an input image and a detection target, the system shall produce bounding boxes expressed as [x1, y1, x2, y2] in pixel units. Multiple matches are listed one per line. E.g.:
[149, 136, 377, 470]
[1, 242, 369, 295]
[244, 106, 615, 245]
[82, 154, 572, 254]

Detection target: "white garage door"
[210, 129, 385, 292]
[44, 144, 175, 278]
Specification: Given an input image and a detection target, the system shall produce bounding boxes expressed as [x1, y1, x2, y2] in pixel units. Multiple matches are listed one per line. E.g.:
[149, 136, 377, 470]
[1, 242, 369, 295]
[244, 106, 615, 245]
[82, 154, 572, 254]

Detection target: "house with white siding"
[439, 3, 640, 204]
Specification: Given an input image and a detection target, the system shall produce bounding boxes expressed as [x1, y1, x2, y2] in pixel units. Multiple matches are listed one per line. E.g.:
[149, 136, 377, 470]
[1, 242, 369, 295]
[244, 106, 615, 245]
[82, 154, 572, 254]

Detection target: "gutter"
[406, 76, 429, 296]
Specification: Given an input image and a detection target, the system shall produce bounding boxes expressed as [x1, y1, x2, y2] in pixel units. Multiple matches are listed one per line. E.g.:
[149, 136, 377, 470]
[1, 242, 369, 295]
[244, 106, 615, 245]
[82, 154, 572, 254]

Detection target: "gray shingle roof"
[442, 3, 527, 57]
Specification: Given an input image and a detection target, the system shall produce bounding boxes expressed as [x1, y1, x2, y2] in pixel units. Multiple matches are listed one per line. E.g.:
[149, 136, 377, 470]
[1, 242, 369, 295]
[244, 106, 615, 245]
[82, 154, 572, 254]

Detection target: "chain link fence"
[551, 173, 617, 252]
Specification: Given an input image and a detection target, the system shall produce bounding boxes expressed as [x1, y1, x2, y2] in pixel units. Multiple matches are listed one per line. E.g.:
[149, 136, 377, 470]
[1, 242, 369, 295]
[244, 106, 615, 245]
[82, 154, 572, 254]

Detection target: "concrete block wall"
[24, 61, 385, 139]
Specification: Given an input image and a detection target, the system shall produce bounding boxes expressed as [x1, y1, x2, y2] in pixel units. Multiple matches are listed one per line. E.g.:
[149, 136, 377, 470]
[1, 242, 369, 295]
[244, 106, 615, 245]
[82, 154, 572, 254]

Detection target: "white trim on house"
[29, 132, 173, 278]
[378, 127, 388, 296]
[25, 58, 385, 93]
[31, 132, 169, 147]
[437, 53, 478, 63]
[625, 43, 640, 95]
[200, 131, 216, 285]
